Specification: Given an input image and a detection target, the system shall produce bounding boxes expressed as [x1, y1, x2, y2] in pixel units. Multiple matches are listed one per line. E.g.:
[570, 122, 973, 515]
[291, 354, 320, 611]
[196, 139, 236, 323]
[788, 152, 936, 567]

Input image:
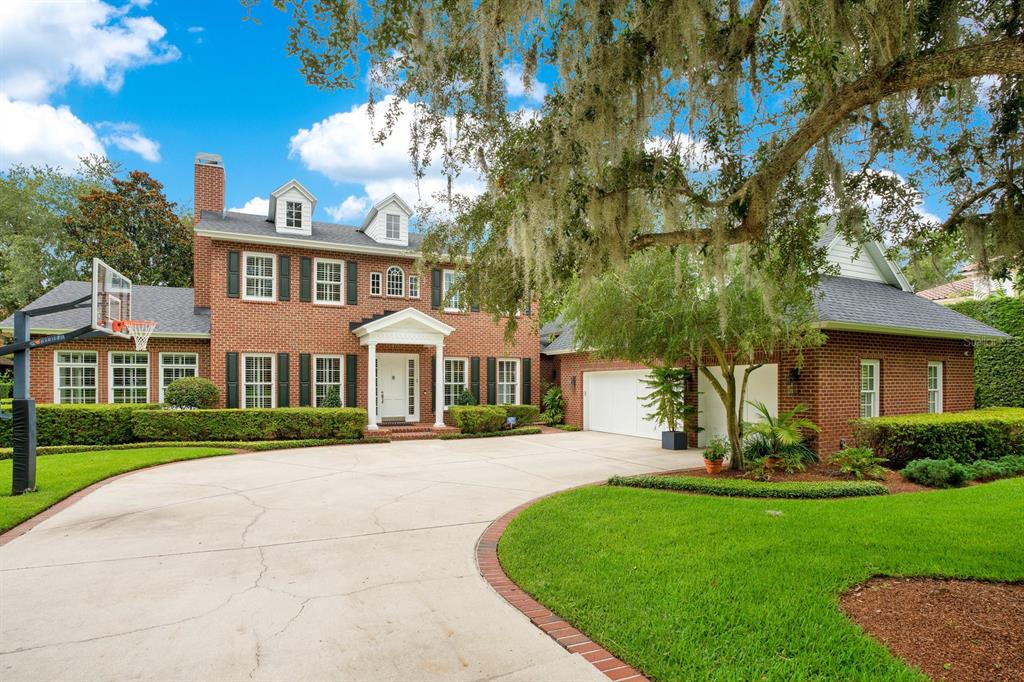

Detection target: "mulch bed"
[662, 463, 929, 494]
[840, 577, 1024, 681]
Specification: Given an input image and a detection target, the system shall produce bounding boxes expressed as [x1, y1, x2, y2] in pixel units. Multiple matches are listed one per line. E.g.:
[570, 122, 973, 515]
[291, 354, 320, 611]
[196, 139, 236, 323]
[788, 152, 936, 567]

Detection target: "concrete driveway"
[0, 431, 701, 681]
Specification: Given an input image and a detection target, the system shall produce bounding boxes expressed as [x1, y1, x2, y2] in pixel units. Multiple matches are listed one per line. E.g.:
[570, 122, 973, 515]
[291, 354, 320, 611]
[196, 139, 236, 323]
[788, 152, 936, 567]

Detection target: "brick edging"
[476, 497, 650, 682]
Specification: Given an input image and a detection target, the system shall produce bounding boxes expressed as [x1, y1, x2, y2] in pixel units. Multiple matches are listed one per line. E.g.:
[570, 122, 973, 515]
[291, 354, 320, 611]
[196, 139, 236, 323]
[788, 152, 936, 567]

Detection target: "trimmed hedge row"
[438, 427, 542, 440]
[853, 408, 1024, 468]
[608, 474, 889, 499]
[448, 404, 542, 433]
[0, 403, 160, 447]
[0, 437, 388, 460]
[949, 297, 1024, 408]
[133, 408, 366, 442]
[901, 454, 1024, 488]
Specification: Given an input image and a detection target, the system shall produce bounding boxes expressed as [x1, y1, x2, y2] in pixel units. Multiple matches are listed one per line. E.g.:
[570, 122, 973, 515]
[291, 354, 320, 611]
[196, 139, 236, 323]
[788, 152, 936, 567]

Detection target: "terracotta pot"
[703, 458, 723, 474]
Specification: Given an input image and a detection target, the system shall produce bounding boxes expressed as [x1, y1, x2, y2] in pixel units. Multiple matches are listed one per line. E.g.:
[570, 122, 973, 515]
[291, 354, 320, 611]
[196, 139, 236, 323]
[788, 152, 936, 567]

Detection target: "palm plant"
[743, 401, 820, 465]
[641, 365, 693, 432]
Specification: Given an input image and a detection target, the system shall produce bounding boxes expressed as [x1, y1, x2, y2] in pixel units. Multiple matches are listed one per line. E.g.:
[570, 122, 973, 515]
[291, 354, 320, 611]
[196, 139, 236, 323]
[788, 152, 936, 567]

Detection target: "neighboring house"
[0, 154, 539, 432]
[917, 264, 1020, 305]
[542, 231, 1008, 455]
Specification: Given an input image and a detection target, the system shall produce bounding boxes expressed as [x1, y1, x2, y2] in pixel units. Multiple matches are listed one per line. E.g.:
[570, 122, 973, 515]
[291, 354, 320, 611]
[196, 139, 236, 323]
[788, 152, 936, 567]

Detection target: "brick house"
[1, 153, 540, 432]
[540, 232, 1008, 454]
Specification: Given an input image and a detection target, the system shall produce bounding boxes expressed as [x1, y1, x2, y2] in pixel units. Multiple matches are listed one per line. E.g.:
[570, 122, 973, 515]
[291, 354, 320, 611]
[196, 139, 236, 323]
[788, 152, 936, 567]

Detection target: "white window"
[443, 269, 463, 311]
[54, 351, 97, 404]
[109, 352, 149, 403]
[928, 361, 943, 414]
[408, 275, 420, 299]
[244, 252, 275, 301]
[314, 355, 344, 406]
[159, 353, 199, 402]
[860, 360, 880, 418]
[386, 266, 405, 297]
[314, 258, 344, 305]
[243, 354, 275, 409]
[385, 213, 400, 240]
[444, 358, 468, 408]
[285, 201, 303, 228]
[370, 272, 382, 296]
[497, 359, 520, 405]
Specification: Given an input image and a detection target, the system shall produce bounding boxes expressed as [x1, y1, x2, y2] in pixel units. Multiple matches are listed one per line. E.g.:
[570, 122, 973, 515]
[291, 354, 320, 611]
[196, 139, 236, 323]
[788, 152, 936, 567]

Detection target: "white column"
[434, 341, 445, 428]
[366, 342, 379, 430]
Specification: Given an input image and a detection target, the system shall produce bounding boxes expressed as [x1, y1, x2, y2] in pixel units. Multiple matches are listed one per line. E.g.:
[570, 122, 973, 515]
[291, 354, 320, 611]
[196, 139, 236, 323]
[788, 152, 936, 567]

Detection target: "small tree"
[164, 377, 219, 409]
[321, 386, 342, 408]
[456, 388, 477, 406]
[640, 366, 690, 433]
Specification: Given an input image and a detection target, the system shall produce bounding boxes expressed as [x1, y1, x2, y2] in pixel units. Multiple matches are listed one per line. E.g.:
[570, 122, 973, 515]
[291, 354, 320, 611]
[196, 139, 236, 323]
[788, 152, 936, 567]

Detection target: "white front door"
[377, 353, 418, 421]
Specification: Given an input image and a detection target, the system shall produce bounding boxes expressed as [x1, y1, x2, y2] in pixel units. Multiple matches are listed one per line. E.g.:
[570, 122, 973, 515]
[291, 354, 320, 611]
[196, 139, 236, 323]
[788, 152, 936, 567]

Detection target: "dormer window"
[385, 213, 400, 240]
[286, 201, 303, 229]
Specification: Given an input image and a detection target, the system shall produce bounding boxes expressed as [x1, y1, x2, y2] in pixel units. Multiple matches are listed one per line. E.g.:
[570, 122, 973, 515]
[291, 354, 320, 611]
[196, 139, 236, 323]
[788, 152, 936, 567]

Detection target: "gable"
[824, 235, 912, 291]
[361, 194, 413, 246]
[268, 179, 317, 236]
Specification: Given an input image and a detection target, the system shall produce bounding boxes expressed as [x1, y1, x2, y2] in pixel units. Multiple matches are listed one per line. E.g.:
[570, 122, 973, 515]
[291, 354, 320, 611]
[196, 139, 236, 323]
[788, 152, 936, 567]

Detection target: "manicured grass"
[0, 438, 387, 459]
[500, 480, 1024, 680]
[609, 474, 888, 498]
[0, 447, 236, 533]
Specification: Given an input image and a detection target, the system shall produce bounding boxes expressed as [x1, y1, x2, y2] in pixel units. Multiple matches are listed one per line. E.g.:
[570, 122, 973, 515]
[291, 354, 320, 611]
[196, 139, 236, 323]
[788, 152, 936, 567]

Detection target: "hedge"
[853, 407, 1024, 468]
[901, 454, 1024, 488]
[438, 427, 542, 440]
[449, 405, 507, 433]
[504, 404, 541, 425]
[608, 474, 888, 499]
[133, 407, 366, 442]
[949, 297, 1024, 408]
[0, 437, 388, 460]
[0, 403, 159, 447]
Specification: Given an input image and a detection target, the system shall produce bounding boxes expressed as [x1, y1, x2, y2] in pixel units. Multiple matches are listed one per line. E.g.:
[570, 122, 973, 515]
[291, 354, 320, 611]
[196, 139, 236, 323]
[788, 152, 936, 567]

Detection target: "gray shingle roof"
[0, 281, 210, 336]
[196, 210, 424, 253]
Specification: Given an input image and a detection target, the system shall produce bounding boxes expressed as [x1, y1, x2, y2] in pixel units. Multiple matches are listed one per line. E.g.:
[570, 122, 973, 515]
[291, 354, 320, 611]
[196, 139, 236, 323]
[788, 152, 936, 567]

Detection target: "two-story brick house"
[3, 153, 540, 432]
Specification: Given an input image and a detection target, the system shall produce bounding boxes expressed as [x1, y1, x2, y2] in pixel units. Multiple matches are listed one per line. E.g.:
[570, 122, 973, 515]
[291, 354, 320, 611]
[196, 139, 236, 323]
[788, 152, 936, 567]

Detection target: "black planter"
[661, 431, 688, 450]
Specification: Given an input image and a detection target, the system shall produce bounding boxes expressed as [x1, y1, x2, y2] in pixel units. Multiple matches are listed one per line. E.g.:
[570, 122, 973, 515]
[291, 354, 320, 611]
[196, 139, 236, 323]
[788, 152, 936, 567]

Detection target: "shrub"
[552, 423, 580, 431]
[965, 454, 1024, 482]
[132, 407, 366, 442]
[854, 408, 1024, 468]
[438, 427, 542, 440]
[542, 385, 565, 424]
[901, 458, 969, 488]
[608, 474, 888, 499]
[320, 386, 342, 408]
[505, 404, 541, 425]
[0, 403, 158, 447]
[164, 377, 219, 409]
[456, 389, 477, 406]
[949, 297, 1024, 408]
[448, 405, 506, 434]
[830, 447, 888, 480]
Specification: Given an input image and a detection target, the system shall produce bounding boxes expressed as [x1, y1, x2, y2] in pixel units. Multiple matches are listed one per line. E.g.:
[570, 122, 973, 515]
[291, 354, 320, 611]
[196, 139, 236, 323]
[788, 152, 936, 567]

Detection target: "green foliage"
[550, 423, 581, 431]
[744, 401, 820, 453]
[949, 297, 1024, 408]
[456, 388, 477, 406]
[448, 405, 507, 433]
[164, 377, 219, 409]
[854, 408, 1024, 468]
[0, 378, 12, 400]
[901, 458, 970, 488]
[541, 385, 565, 424]
[0, 403, 158, 447]
[965, 455, 1024, 482]
[132, 408, 367, 442]
[703, 437, 729, 462]
[320, 385, 342, 408]
[438, 427, 542, 440]
[504, 404, 541, 425]
[0, 438, 387, 460]
[608, 475, 887, 499]
[641, 365, 690, 432]
[829, 447, 889, 480]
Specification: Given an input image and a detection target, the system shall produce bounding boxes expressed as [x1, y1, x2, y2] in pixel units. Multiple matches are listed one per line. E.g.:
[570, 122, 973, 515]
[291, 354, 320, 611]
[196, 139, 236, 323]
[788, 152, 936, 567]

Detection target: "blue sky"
[0, 0, 943, 226]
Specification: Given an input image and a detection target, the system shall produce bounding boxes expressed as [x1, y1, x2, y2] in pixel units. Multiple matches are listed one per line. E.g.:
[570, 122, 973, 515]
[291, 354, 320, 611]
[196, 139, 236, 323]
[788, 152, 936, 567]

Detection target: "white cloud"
[326, 196, 372, 222]
[502, 64, 547, 103]
[97, 122, 161, 162]
[0, 95, 104, 170]
[229, 196, 270, 215]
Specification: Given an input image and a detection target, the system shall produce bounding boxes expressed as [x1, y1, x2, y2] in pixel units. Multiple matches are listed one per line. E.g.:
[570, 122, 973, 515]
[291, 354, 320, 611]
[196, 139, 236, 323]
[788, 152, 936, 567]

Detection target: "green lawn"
[500, 480, 1024, 681]
[0, 447, 236, 533]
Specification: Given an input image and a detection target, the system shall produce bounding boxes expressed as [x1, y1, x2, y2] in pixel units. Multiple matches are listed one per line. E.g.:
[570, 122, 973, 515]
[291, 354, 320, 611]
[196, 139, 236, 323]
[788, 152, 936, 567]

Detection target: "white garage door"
[697, 364, 778, 447]
[583, 370, 662, 440]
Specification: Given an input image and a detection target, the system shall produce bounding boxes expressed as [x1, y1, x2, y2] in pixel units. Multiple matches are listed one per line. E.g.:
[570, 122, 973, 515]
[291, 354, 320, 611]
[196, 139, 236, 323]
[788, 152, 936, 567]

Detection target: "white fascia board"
[195, 228, 420, 259]
[353, 307, 455, 337]
[864, 241, 913, 292]
[0, 326, 210, 340]
[819, 320, 1008, 341]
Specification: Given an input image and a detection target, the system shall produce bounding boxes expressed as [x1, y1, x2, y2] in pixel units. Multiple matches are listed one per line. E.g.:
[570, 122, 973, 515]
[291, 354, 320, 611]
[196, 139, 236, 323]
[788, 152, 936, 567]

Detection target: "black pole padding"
[12, 399, 37, 495]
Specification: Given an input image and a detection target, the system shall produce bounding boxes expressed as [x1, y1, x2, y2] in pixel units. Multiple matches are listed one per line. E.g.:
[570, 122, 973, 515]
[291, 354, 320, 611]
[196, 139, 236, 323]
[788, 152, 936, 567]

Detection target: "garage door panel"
[584, 370, 662, 440]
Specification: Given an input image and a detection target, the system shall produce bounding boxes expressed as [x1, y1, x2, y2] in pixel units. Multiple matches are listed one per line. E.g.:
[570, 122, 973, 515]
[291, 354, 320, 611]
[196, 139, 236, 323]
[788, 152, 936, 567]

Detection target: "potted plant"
[702, 437, 728, 473]
[641, 365, 694, 450]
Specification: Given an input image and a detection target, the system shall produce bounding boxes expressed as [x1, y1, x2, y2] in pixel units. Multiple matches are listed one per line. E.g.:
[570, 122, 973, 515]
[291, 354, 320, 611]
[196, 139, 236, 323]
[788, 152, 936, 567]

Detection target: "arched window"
[386, 266, 405, 297]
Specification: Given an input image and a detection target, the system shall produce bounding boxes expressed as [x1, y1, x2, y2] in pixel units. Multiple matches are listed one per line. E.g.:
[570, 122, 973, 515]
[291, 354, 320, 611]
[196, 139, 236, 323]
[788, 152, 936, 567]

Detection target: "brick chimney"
[192, 153, 225, 308]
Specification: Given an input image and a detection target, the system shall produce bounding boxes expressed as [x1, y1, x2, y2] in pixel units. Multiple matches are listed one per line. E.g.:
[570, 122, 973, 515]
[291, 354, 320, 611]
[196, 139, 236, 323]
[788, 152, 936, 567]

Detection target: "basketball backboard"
[92, 258, 132, 338]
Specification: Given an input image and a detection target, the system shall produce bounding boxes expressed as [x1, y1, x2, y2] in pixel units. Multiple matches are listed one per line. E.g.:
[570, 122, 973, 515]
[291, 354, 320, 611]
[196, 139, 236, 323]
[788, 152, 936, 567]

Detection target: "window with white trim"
[386, 266, 405, 297]
[860, 360, 880, 418]
[370, 272, 382, 296]
[314, 355, 343, 406]
[927, 361, 943, 414]
[243, 354, 274, 409]
[443, 269, 463, 311]
[408, 275, 420, 298]
[385, 213, 401, 240]
[159, 353, 198, 402]
[315, 258, 344, 304]
[285, 201, 303, 228]
[497, 359, 520, 405]
[244, 253, 275, 300]
[55, 351, 97, 404]
[444, 358, 468, 408]
[110, 352, 149, 403]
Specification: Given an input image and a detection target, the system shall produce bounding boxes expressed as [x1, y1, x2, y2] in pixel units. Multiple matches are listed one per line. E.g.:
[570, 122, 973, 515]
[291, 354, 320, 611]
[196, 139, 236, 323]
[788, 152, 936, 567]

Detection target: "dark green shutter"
[431, 355, 437, 410]
[225, 352, 239, 408]
[345, 354, 357, 407]
[299, 353, 311, 406]
[486, 357, 497, 404]
[277, 353, 290, 407]
[346, 261, 358, 305]
[299, 257, 312, 302]
[524, 295, 531, 315]
[227, 251, 240, 298]
[278, 255, 291, 301]
[470, 357, 480, 404]
[471, 301, 480, 313]
[431, 269, 442, 309]
[522, 357, 532, 404]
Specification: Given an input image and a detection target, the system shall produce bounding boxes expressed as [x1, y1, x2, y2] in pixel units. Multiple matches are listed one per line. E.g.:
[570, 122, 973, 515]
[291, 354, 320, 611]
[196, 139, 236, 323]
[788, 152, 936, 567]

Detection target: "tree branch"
[939, 181, 1004, 233]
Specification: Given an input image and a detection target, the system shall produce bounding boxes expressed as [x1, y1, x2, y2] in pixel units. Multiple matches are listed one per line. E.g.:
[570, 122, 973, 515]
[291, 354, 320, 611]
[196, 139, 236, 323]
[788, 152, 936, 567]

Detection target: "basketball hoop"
[122, 320, 157, 351]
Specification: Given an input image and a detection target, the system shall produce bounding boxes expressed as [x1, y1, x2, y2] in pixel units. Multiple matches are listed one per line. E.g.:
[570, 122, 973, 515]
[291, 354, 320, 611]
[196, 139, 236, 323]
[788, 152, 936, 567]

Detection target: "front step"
[363, 423, 460, 441]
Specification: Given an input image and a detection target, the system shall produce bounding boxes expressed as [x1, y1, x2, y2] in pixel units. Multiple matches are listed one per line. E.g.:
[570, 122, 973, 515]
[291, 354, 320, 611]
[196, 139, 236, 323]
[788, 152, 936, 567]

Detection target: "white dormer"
[824, 232, 913, 291]
[268, 179, 317, 236]
[359, 193, 413, 246]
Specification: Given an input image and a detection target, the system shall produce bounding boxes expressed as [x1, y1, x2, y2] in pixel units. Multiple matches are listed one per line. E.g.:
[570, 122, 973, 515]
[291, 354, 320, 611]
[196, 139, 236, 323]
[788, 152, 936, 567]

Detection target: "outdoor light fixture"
[571, 375, 577, 392]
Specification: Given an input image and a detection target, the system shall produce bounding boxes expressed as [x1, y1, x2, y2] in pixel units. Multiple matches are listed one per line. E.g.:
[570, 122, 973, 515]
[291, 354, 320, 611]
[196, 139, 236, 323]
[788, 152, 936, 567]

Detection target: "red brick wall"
[192, 159, 224, 308]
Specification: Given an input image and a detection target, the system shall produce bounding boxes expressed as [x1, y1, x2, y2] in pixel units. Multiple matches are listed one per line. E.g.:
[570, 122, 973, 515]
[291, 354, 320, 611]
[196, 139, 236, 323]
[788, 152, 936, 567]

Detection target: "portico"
[352, 308, 455, 429]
